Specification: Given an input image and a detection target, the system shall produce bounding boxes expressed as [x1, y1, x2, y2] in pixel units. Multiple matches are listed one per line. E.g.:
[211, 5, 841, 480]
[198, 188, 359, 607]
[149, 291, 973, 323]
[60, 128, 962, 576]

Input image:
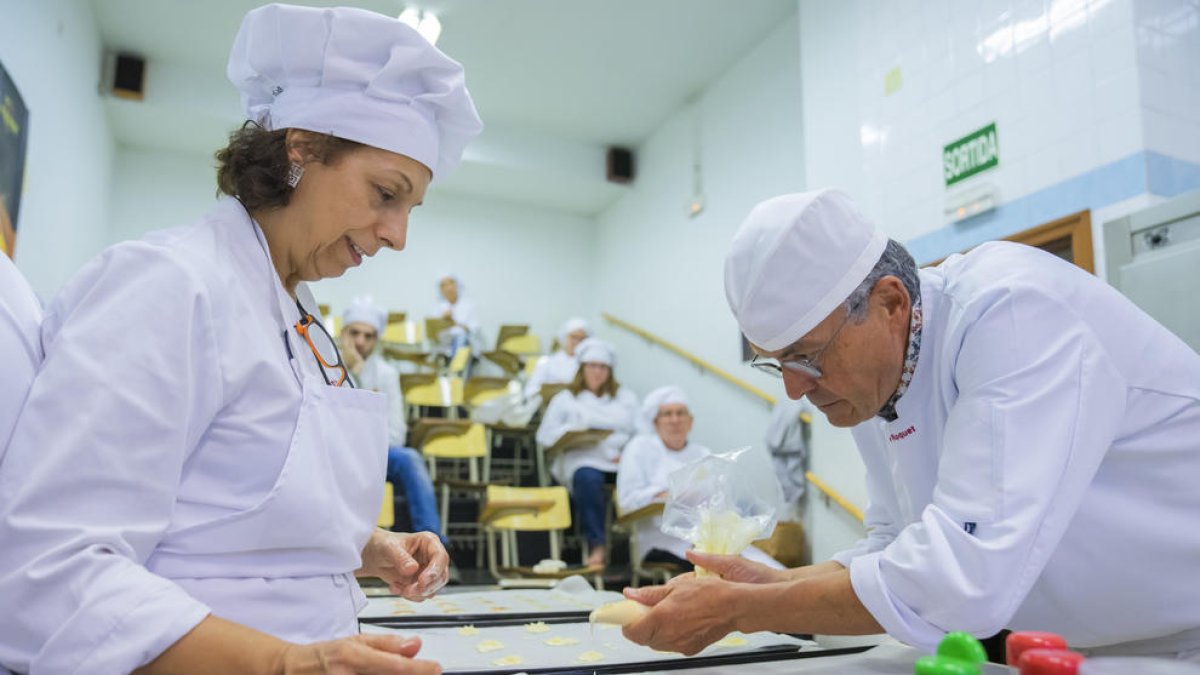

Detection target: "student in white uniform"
[0, 5, 481, 674]
[622, 189, 1200, 661]
[523, 317, 591, 399]
[617, 386, 784, 572]
[535, 338, 638, 567]
[434, 272, 481, 360]
[341, 297, 442, 540]
[0, 252, 41, 463]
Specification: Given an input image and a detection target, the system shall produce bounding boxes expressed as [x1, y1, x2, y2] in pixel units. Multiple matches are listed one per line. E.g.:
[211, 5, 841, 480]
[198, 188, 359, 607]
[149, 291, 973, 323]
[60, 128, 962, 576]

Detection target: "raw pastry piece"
[544, 636, 580, 646]
[456, 625, 479, 636]
[715, 634, 748, 647]
[524, 621, 551, 633]
[577, 651, 605, 662]
[492, 655, 523, 666]
[588, 600, 648, 626]
[475, 639, 504, 653]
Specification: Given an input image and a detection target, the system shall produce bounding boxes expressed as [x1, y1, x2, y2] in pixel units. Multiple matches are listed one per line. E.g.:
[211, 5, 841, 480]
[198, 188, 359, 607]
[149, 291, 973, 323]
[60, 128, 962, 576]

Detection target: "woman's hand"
[339, 332, 364, 376]
[279, 633, 441, 674]
[357, 530, 449, 600]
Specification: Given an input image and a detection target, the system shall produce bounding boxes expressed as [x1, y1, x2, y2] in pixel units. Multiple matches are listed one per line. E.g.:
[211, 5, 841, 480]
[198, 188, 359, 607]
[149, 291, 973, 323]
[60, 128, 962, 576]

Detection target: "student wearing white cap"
[617, 386, 784, 572]
[0, 252, 41, 465]
[621, 189, 1200, 661]
[523, 317, 591, 399]
[434, 272, 481, 362]
[341, 297, 442, 540]
[535, 337, 638, 568]
[0, 4, 481, 673]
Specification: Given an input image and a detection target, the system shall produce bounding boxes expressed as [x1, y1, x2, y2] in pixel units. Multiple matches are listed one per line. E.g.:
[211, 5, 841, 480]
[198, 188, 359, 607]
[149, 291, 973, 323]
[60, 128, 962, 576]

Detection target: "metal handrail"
[601, 313, 776, 406]
[805, 470, 865, 523]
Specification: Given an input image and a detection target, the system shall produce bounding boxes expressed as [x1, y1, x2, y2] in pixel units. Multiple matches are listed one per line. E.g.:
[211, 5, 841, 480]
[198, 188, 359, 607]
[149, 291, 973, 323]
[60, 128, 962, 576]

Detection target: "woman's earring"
[286, 163, 304, 188]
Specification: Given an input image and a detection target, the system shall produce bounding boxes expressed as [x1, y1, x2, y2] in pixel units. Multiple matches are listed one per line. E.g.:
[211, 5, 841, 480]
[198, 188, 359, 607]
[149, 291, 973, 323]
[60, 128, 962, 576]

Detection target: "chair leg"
[439, 482, 450, 537]
[536, 444, 548, 487]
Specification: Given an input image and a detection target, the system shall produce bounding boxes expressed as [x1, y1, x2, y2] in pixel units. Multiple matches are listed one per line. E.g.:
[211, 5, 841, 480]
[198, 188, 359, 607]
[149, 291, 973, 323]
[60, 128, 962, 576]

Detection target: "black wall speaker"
[112, 53, 146, 100]
[606, 147, 634, 184]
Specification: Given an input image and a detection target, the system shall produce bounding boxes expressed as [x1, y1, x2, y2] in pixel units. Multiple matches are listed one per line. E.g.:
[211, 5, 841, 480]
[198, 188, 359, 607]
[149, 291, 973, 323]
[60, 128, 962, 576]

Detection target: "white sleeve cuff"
[849, 551, 945, 653]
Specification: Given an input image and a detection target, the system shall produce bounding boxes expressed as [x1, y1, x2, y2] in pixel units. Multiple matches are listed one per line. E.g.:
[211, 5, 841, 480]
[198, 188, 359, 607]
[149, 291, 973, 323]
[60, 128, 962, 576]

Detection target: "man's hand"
[620, 576, 745, 656]
[279, 633, 441, 674]
[671, 550, 789, 585]
[357, 531, 448, 600]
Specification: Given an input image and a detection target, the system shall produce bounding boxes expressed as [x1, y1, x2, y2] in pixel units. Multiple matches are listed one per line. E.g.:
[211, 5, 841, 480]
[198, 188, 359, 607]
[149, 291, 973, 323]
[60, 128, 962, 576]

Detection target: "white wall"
[0, 0, 115, 300]
[109, 146, 221, 243]
[592, 16, 804, 464]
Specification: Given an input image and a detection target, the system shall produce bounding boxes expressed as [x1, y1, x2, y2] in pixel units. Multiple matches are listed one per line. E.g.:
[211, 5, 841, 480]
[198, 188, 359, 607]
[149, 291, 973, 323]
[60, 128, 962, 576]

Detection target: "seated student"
[535, 338, 637, 568]
[617, 386, 785, 571]
[0, 251, 42, 463]
[523, 317, 590, 399]
[341, 298, 442, 540]
[434, 272, 481, 361]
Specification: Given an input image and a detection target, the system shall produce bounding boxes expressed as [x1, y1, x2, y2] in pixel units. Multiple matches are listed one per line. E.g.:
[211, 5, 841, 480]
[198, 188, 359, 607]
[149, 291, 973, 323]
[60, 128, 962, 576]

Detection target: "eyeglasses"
[749, 312, 850, 380]
[293, 309, 355, 388]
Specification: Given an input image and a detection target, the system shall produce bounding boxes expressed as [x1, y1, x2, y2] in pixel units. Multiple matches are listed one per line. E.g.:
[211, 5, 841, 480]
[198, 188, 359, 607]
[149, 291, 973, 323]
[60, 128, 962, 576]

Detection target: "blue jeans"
[572, 467, 615, 548]
[386, 447, 442, 539]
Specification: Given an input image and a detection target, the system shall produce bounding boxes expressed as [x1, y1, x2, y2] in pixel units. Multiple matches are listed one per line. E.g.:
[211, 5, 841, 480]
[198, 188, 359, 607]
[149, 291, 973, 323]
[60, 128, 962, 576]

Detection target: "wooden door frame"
[1003, 209, 1094, 273]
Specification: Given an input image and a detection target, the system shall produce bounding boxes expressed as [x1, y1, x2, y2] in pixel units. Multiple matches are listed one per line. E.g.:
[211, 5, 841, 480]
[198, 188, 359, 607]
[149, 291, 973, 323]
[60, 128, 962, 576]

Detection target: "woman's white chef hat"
[723, 189, 887, 352]
[640, 385, 689, 432]
[558, 317, 591, 343]
[575, 338, 615, 367]
[227, 3, 483, 181]
[342, 295, 387, 335]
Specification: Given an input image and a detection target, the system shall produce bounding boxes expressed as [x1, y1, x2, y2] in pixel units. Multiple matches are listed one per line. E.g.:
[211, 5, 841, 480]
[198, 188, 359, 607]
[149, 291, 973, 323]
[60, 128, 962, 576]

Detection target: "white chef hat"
[640, 385, 689, 432]
[227, 3, 483, 181]
[342, 295, 387, 335]
[575, 338, 615, 367]
[724, 189, 887, 352]
[558, 317, 591, 343]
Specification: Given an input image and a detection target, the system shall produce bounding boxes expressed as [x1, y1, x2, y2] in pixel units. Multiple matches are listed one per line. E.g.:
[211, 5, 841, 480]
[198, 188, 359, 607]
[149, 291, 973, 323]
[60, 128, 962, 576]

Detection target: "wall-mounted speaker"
[108, 52, 146, 101]
[606, 147, 634, 184]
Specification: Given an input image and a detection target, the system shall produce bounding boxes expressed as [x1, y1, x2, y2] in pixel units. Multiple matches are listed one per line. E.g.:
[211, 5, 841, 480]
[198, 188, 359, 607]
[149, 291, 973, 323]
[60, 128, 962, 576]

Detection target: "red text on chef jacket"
[888, 425, 916, 442]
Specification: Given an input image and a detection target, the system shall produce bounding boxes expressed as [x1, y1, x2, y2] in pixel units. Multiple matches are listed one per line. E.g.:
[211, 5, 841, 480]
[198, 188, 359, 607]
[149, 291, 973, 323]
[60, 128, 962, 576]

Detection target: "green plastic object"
[938, 632, 987, 664]
[914, 655, 982, 675]
[913, 632, 988, 675]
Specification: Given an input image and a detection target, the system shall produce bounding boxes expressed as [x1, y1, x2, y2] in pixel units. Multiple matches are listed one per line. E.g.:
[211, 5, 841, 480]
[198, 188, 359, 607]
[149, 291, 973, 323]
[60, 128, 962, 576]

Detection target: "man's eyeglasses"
[749, 311, 850, 380]
[293, 309, 355, 388]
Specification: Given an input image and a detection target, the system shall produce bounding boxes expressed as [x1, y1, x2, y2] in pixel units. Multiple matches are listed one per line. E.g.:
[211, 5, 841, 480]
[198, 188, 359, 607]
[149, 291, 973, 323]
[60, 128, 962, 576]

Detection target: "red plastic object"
[1007, 632, 1069, 666]
[1019, 648, 1086, 675]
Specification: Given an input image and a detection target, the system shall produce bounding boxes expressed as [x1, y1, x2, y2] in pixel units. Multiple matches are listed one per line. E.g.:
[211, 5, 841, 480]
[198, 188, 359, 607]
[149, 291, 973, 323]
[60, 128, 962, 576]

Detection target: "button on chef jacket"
[0, 197, 387, 674]
[832, 242, 1200, 655]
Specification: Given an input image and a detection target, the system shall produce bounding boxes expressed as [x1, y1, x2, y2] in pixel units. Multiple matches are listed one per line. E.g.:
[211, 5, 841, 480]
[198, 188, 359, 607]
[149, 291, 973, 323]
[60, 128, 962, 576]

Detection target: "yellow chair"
[446, 346, 471, 377]
[424, 316, 454, 344]
[613, 502, 682, 587]
[411, 420, 492, 562]
[402, 375, 464, 420]
[523, 355, 542, 378]
[494, 324, 529, 350]
[499, 333, 541, 356]
[464, 376, 513, 408]
[480, 485, 602, 588]
[377, 482, 396, 529]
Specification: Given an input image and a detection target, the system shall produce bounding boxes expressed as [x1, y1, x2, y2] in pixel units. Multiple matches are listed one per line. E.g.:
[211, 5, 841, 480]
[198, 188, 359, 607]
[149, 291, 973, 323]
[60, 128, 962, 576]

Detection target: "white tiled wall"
[1135, 0, 1200, 165]
[803, 0, 1159, 243]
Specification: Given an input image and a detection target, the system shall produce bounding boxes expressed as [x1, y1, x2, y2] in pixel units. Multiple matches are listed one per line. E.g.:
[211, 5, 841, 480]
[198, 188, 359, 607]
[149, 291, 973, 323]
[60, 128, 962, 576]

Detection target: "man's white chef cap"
[724, 189, 887, 352]
[575, 338, 615, 367]
[227, 3, 483, 181]
[641, 385, 689, 431]
[343, 296, 387, 335]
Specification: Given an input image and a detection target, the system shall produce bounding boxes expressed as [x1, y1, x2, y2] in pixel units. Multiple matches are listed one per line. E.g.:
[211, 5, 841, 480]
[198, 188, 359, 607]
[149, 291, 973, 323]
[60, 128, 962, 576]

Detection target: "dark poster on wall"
[0, 59, 30, 259]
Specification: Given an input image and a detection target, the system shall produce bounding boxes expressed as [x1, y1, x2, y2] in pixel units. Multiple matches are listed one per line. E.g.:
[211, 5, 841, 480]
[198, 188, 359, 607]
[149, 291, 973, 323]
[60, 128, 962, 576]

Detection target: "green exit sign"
[944, 123, 998, 187]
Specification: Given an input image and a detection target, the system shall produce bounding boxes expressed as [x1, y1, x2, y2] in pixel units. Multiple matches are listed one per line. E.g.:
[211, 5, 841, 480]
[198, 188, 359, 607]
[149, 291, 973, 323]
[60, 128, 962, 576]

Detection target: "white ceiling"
[90, 0, 797, 215]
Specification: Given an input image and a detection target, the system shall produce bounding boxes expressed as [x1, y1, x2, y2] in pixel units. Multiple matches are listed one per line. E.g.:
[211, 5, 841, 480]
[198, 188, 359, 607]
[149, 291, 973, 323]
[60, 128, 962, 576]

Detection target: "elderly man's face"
[439, 277, 458, 303]
[755, 277, 911, 427]
[564, 329, 588, 356]
[654, 403, 693, 451]
[343, 321, 379, 360]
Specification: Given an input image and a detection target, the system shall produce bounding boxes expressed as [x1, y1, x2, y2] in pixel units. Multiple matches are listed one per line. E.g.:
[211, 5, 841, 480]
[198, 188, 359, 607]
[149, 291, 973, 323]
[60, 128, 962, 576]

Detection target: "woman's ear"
[284, 128, 316, 165]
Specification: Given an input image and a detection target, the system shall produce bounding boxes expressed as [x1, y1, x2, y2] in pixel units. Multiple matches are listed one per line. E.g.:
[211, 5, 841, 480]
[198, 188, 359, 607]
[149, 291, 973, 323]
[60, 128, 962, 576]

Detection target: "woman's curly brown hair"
[215, 122, 363, 212]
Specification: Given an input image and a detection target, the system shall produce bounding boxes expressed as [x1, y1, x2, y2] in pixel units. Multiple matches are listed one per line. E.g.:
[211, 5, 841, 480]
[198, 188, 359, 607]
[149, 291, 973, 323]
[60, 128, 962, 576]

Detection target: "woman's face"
[582, 362, 610, 394]
[276, 134, 432, 287]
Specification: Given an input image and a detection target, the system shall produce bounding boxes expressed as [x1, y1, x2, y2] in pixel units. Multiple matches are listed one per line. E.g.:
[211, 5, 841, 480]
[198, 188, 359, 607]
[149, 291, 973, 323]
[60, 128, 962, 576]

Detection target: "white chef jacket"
[616, 434, 710, 560]
[523, 350, 579, 399]
[0, 197, 385, 674]
[832, 242, 1200, 654]
[536, 387, 638, 486]
[0, 254, 41, 463]
[354, 352, 406, 446]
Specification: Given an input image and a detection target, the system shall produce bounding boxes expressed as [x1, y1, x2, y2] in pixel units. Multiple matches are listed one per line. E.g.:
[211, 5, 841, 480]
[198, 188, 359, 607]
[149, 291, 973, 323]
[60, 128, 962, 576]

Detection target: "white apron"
[144, 220, 387, 642]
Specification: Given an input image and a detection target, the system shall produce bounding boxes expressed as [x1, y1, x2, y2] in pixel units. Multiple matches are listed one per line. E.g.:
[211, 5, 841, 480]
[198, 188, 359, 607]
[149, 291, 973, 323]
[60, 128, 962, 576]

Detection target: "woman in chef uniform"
[0, 5, 481, 674]
[0, 248, 41, 464]
[535, 338, 638, 568]
[523, 317, 591, 399]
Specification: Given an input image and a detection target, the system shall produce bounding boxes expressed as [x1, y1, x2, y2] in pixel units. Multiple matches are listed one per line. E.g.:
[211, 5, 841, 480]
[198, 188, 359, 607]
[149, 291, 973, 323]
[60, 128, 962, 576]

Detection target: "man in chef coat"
[621, 188, 1200, 662]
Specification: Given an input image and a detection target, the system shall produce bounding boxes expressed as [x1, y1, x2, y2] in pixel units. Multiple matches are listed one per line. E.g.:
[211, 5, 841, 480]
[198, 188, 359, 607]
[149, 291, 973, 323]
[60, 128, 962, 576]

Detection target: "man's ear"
[872, 276, 911, 323]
